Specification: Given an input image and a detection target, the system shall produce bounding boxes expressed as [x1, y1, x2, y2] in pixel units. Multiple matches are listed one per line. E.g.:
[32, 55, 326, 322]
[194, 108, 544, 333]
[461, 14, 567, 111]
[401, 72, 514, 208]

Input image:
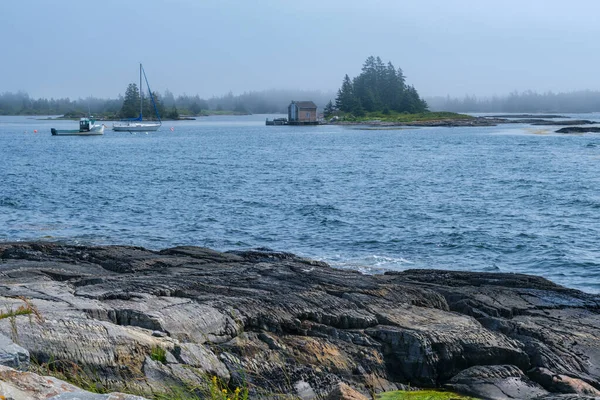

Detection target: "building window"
[306, 112, 310, 119]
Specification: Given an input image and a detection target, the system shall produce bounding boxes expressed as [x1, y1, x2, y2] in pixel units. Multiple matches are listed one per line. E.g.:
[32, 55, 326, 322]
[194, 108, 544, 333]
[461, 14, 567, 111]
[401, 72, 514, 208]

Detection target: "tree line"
[426, 90, 600, 113]
[328, 56, 428, 117]
[0, 88, 335, 117]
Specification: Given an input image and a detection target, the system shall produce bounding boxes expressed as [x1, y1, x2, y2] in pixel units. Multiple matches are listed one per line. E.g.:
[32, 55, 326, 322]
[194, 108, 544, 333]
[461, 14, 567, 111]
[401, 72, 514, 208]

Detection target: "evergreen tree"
[120, 83, 140, 118]
[150, 91, 164, 120]
[189, 102, 202, 115]
[167, 106, 179, 119]
[335, 74, 356, 113]
[334, 56, 428, 115]
[324, 100, 335, 118]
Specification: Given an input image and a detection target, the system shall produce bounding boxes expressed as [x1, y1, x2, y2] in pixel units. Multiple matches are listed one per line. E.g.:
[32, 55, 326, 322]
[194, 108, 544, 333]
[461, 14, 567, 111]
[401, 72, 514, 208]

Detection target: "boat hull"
[51, 125, 105, 136]
[113, 122, 161, 132]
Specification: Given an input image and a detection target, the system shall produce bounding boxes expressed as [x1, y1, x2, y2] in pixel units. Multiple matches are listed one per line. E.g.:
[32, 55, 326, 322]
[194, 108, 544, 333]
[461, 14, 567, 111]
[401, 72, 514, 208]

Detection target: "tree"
[150, 91, 164, 120]
[189, 102, 202, 115]
[333, 56, 428, 115]
[162, 89, 175, 107]
[324, 100, 335, 118]
[120, 83, 140, 118]
[166, 106, 179, 120]
[335, 74, 356, 113]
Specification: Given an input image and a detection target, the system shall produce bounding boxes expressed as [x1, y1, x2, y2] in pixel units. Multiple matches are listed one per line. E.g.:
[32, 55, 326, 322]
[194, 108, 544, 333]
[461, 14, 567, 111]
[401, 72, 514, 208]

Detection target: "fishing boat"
[51, 117, 105, 136]
[113, 63, 162, 132]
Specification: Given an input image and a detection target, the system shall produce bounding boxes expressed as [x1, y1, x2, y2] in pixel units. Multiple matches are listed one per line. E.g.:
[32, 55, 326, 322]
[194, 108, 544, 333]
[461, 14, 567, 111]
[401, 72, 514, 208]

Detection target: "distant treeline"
[0, 89, 335, 117]
[427, 90, 600, 113]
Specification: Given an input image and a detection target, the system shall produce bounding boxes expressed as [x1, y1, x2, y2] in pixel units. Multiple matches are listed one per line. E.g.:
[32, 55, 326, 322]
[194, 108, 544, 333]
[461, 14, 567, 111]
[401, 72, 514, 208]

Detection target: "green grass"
[336, 111, 473, 123]
[150, 345, 167, 364]
[377, 390, 480, 400]
[0, 306, 33, 320]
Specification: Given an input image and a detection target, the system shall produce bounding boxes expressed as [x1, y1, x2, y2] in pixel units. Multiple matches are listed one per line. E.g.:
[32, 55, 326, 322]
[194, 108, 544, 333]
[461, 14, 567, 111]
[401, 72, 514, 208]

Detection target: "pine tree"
[150, 91, 164, 120]
[189, 102, 202, 115]
[167, 106, 179, 119]
[120, 83, 140, 118]
[324, 100, 335, 118]
[333, 56, 428, 115]
[335, 74, 355, 113]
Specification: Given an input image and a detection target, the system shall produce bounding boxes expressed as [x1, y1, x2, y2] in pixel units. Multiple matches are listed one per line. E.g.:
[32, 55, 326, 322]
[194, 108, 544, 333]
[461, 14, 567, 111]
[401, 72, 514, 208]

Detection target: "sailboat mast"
[139, 63, 143, 119]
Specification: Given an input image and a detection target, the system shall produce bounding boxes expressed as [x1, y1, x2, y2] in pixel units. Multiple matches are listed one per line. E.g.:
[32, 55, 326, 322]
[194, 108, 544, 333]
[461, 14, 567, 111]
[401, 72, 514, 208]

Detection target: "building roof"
[291, 101, 317, 109]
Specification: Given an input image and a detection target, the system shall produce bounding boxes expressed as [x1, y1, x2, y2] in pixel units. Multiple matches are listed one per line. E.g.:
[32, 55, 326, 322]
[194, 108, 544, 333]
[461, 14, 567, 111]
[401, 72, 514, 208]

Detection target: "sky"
[2, 0, 600, 100]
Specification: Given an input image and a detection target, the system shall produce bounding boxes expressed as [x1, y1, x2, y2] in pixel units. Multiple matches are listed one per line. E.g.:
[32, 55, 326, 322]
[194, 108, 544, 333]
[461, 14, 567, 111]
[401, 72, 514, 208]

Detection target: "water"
[2, 114, 600, 293]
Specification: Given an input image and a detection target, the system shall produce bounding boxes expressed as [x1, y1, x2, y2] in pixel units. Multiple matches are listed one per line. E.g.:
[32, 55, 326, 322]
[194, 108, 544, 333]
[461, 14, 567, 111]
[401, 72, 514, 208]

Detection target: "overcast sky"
[2, 0, 599, 99]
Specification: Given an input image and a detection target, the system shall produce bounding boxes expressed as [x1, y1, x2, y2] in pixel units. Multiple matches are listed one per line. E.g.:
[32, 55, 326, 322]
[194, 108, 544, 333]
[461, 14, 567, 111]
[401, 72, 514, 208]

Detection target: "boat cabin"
[79, 118, 94, 132]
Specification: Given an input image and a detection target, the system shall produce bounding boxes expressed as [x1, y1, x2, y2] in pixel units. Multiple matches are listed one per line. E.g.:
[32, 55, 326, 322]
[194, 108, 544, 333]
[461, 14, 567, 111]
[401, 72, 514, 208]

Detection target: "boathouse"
[288, 101, 318, 125]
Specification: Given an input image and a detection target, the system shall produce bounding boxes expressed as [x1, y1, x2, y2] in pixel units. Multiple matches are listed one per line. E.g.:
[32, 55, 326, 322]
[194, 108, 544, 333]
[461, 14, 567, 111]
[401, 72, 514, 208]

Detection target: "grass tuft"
[150, 345, 167, 364]
[377, 390, 480, 400]
[0, 305, 33, 320]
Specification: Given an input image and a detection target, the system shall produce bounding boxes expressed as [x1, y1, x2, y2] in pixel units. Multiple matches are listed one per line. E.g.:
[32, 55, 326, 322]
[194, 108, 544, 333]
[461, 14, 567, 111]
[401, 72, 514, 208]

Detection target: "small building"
[288, 101, 318, 125]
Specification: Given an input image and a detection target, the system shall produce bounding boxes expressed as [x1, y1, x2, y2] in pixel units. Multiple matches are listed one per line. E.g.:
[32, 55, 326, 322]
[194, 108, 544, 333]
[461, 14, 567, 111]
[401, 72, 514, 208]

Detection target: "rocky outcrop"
[446, 364, 549, 399]
[324, 382, 370, 400]
[0, 365, 148, 400]
[0, 242, 599, 399]
[0, 333, 29, 371]
[556, 126, 600, 133]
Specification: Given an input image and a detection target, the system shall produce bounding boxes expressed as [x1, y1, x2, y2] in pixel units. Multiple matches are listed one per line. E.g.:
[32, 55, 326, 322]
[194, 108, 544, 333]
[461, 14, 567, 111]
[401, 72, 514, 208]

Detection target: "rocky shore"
[555, 127, 600, 134]
[335, 116, 599, 129]
[1, 242, 600, 399]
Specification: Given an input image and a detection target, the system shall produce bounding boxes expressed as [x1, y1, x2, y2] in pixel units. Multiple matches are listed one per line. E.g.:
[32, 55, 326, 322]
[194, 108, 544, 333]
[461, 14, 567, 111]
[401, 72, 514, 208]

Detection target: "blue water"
[2, 114, 600, 293]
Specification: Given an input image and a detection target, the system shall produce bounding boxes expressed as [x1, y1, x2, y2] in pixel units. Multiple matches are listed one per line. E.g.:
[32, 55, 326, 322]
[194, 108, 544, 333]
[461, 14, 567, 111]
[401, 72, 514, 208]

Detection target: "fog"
[2, 0, 600, 100]
[427, 91, 600, 113]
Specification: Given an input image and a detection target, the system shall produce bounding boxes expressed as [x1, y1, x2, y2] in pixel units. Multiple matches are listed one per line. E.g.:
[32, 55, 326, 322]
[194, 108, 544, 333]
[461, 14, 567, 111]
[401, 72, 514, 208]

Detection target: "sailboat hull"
[112, 122, 161, 132]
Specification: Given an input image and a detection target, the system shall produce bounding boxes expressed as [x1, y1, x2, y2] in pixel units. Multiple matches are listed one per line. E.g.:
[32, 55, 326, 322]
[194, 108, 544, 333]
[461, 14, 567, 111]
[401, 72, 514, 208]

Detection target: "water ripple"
[1, 115, 599, 293]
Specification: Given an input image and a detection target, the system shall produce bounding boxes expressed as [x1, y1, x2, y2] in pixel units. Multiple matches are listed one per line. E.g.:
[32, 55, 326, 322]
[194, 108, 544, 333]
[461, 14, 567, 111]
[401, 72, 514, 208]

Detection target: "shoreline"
[1, 241, 599, 399]
[331, 116, 599, 128]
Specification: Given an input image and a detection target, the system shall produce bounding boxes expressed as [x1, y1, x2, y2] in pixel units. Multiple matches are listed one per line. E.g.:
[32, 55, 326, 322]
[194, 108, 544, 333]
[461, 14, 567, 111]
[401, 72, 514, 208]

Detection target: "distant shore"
[329, 113, 600, 130]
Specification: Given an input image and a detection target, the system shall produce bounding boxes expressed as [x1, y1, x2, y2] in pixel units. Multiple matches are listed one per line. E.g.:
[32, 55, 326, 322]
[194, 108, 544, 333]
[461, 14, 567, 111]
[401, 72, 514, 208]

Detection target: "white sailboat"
[113, 64, 162, 132]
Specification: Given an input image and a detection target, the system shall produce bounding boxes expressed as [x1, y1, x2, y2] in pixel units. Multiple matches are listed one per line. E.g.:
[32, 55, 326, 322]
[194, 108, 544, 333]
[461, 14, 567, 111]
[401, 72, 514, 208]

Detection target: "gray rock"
[176, 342, 230, 379]
[530, 367, 600, 397]
[0, 333, 29, 371]
[446, 364, 548, 399]
[0, 242, 599, 398]
[0, 365, 148, 400]
[324, 382, 370, 400]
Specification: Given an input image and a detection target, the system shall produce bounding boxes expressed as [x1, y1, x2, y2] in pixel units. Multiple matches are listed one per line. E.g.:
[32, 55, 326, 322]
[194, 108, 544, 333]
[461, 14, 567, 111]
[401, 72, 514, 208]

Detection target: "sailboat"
[113, 63, 162, 132]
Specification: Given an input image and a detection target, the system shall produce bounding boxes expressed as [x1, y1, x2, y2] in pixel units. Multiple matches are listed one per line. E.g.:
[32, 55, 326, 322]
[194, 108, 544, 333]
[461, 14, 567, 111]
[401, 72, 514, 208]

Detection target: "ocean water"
[2, 114, 600, 293]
